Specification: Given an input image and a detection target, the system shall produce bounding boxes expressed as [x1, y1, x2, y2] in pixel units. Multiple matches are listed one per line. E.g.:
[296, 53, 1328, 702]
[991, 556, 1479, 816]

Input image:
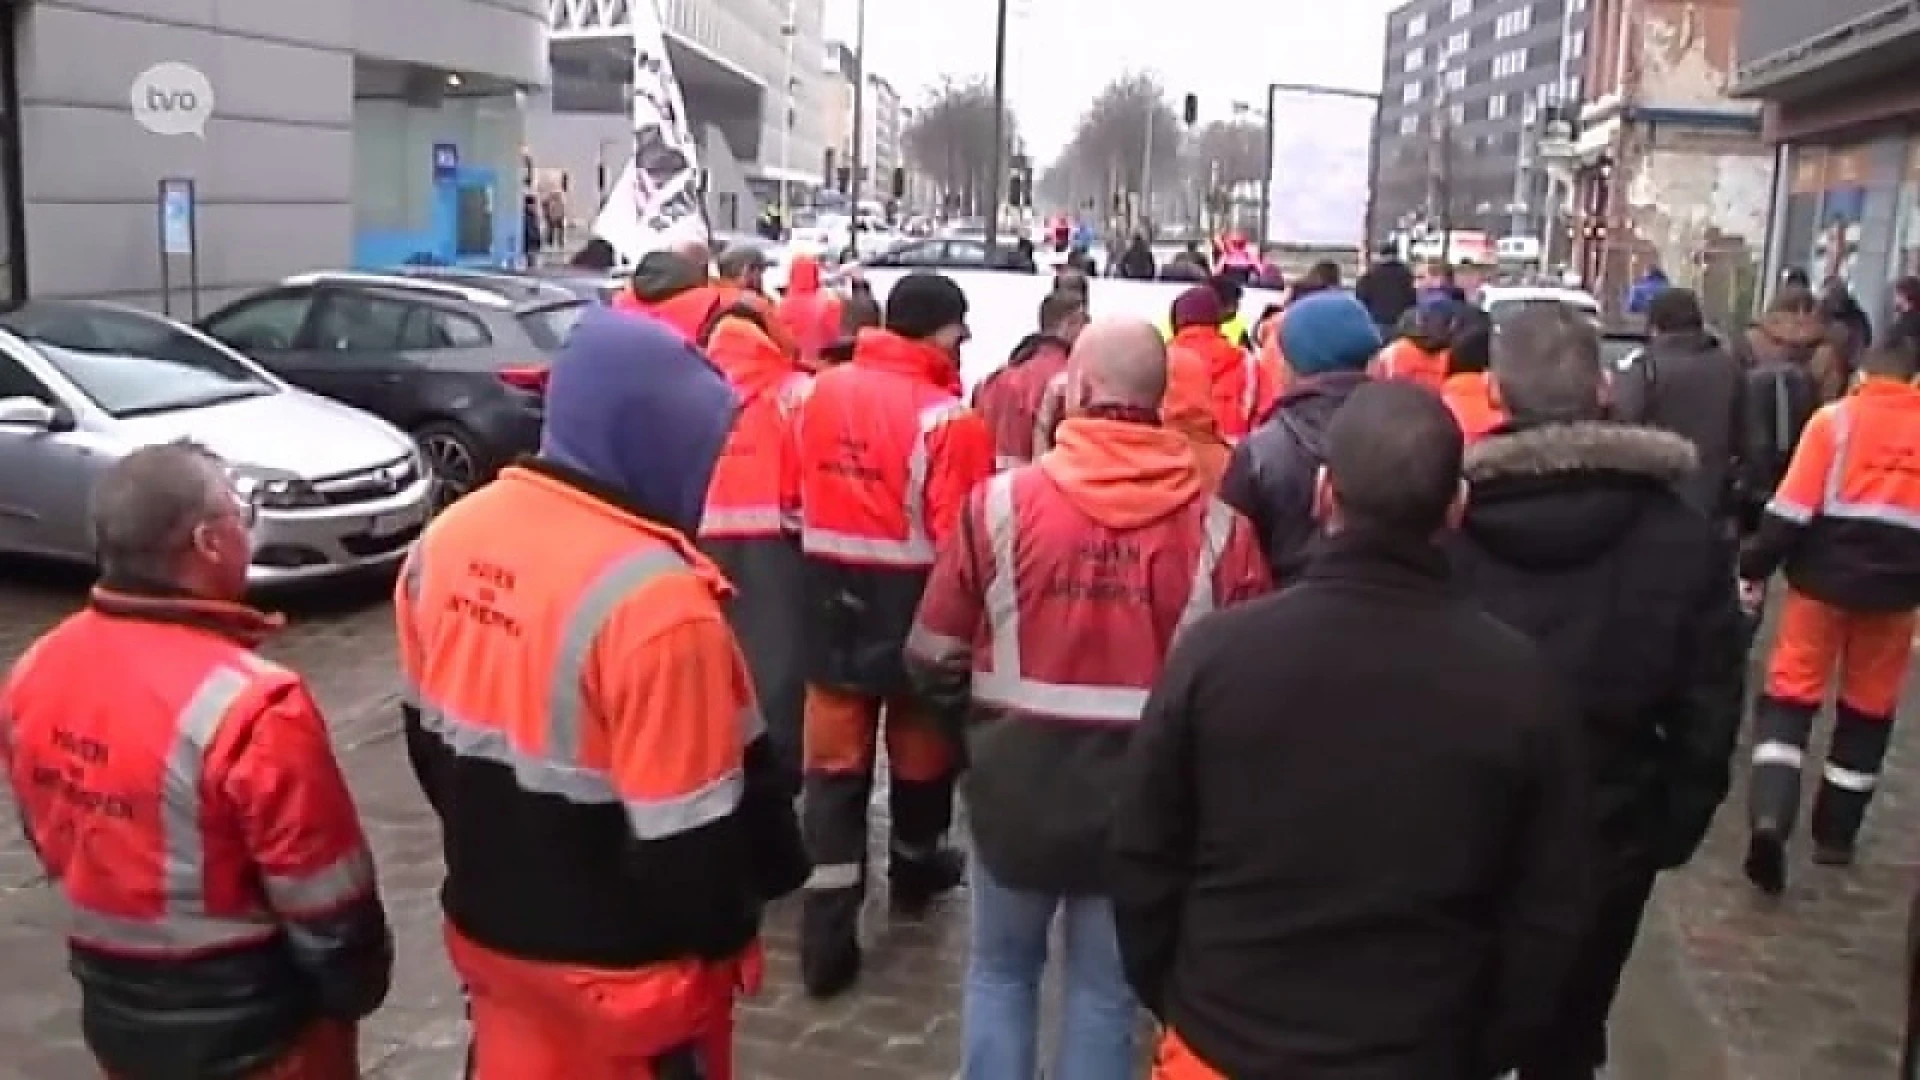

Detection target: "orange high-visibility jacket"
[2, 592, 388, 1077]
[395, 462, 805, 974]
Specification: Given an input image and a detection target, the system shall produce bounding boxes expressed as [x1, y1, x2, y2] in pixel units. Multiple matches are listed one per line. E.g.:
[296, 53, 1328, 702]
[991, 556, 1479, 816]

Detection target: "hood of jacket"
[537, 305, 739, 536]
[1648, 327, 1723, 357]
[629, 251, 709, 304]
[1170, 325, 1244, 378]
[787, 255, 822, 293]
[1040, 417, 1203, 529]
[1460, 421, 1698, 571]
[1271, 369, 1369, 431]
[1007, 331, 1073, 368]
[851, 327, 963, 395]
[705, 312, 805, 404]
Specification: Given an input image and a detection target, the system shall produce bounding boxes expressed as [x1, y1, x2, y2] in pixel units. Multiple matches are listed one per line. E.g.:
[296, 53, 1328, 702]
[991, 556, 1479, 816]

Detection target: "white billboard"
[1263, 86, 1380, 250]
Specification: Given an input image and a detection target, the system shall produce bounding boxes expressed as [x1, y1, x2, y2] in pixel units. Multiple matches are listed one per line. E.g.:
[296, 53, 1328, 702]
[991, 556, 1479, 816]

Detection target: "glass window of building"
[1405, 47, 1426, 72]
[1496, 8, 1532, 37]
[1407, 12, 1428, 36]
[1450, 0, 1472, 18]
[1403, 81, 1424, 104]
[1400, 114, 1420, 135]
[1447, 31, 1470, 56]
[1487, 93, 1508, 120]
[1444, 67, 1468, 91]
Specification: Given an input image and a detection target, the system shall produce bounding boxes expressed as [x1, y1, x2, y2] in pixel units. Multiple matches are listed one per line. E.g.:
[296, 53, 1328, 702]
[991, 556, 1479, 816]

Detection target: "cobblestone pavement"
[0, 562, 1910, 1078]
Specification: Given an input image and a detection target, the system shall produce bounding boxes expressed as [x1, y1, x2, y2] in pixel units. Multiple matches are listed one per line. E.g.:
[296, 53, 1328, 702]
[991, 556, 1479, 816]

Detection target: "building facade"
[1567, 0, 1768, 320]
[820, 41, 855, 186]
[0, 0, 546, 311]
[1733, 0, 1920, 323]
[863, 73, 902, 194]
[1376, 0, 1589, 249]
[538, 0, 830, 232]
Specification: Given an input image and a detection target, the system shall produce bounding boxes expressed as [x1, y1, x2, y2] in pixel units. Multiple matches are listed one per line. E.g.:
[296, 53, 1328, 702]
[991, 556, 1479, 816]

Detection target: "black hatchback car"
[200, 271, 587, 506]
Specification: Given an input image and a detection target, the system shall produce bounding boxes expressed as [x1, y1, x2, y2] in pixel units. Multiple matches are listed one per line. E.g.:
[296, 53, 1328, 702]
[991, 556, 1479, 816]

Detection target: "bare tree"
[1049, 73, 1184, 221]
[902, 79, 1019, 216]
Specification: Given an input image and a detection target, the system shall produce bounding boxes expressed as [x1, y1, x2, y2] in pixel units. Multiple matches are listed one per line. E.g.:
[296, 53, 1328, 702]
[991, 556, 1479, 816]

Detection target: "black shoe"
[1812, 842, 1856, 867]
[800, 934, 862, 999]
[1744, 827, 1787, 896]
[889, 846, 966, 917]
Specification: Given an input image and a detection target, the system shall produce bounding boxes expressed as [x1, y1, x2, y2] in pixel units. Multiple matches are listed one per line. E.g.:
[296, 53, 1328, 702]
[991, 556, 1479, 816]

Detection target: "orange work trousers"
[106, 1021, 358, 1079]
[446, 924, 758, 1080]
[1765, 588, 1917, 717]
[1152, 1028, 1227, 1080]
[802, 684, 951, 781]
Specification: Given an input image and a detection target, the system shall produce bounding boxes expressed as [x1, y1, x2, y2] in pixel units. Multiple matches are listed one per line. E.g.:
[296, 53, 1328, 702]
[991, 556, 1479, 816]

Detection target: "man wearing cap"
[793, 271, 996, 997]
[1220, 291, 1385, 581]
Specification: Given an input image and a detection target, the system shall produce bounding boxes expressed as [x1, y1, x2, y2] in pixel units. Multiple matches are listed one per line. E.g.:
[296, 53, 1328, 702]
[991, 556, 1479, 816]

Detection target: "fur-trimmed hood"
[1458, 421, 1699, 572]
[1464, 420, 1697, 486]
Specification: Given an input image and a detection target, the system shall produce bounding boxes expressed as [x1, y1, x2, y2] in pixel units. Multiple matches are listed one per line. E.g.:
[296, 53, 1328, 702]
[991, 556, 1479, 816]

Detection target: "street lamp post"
[778, 0, 798, 223]
[848, 0, 868, 219]
[984, 0, 1010, 254]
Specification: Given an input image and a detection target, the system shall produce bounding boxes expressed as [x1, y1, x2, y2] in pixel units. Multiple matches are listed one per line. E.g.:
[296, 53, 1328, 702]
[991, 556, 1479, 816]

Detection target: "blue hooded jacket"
[538, 305, 740, 536]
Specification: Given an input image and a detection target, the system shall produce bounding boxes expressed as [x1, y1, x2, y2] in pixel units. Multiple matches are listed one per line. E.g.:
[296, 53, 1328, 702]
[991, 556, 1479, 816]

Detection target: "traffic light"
[835, 166, 852, 193]
[891, 166, 906, 200]
[1182, 93, 1198, 126]
[1008, 169, 1026, 208]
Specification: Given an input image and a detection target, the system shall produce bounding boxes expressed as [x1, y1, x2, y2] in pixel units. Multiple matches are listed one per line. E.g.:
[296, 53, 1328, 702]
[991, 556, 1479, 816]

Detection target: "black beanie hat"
[884, 272, 969, 340]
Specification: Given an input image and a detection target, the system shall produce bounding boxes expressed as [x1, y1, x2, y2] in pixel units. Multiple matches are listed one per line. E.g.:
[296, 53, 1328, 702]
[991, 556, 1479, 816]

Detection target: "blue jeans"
[962, 861, 1138, 1080]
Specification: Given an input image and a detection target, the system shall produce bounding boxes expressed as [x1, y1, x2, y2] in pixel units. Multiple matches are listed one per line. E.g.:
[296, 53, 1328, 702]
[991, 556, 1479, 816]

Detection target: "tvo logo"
[130, 62, 214, 138]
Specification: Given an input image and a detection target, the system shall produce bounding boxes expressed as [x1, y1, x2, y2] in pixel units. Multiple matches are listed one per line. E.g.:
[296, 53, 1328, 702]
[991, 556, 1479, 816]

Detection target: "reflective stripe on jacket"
[396, 462, 804, 968]
[1745, 378, 1920, 611]
[905, 465, 1269, 892]
[2, 597, 389, 1077]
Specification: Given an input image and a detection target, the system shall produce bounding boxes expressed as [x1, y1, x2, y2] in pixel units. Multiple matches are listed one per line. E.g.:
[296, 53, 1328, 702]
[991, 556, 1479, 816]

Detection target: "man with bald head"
[907, 317, 1269, 1080]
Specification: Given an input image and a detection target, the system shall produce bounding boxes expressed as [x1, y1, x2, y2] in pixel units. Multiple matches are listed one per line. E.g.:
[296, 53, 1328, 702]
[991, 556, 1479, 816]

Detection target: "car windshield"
[1486, 296, 1600, 322]
[0, 306, 273, 418]
[518, 301, 588, 350]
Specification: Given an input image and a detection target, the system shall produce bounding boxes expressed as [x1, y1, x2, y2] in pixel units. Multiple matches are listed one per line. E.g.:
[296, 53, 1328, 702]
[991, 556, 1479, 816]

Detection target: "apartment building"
[1375, 0, 1589, 248]
[1734, 0, 1920, 320]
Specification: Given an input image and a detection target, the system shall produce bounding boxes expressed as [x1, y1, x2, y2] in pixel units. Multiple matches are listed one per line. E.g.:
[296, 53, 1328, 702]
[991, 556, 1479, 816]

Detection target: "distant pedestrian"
[1610, 286, 1746, 522]
[1114, 381, 1591, 1079]
[1355, 242, 1418, 330]
[1449, 304, 1746, 1080]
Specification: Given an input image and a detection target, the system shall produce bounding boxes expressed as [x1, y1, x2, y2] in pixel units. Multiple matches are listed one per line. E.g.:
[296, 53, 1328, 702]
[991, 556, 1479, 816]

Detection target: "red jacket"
[1441, 371, 1505, 446]
[972, 332, 1073, 470]
[2, 588, 391, 1078]
[701, 309, 811, 542]
[906, 417, 1269, 892]
[1370, 339, 1450, 392]
[775, 256, 844, 369]
[1170, 326, 1271, 442]
[797, 328, 994, 695]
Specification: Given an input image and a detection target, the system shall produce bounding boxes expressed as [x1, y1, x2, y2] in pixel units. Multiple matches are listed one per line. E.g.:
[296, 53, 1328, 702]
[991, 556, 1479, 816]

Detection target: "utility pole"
[984, 0, 1010, 253]
[848, 0, 868, 219]
[1139, 104, 1155, 236]
[778, 0, 798, 224]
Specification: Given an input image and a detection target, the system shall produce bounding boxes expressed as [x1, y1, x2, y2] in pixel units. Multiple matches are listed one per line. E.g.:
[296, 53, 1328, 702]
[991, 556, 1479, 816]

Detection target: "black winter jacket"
[1355, 259, 1418, 330]
[1610, 328, 1745, 518]
[1448, 422, 1747, 871]
[1219, 370, 1368, 581]
[1111, 532, 1591, 1079]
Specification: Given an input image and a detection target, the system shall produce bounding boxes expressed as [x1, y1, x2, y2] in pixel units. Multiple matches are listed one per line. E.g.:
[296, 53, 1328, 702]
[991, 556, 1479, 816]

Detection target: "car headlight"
[229, 465, 325, 510]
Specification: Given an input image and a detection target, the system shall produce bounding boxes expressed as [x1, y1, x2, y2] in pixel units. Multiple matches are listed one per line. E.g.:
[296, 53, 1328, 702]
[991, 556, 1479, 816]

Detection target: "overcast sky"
[822, 0, 1401, 161]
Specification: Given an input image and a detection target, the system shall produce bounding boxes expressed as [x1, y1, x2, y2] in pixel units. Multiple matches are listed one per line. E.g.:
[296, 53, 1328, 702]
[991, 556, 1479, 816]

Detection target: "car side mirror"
[0, 396, 64, 430]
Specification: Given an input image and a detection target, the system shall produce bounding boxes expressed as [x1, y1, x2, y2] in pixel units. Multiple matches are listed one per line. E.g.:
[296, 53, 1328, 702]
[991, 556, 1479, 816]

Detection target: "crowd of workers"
[5, 225, 1920, 1080]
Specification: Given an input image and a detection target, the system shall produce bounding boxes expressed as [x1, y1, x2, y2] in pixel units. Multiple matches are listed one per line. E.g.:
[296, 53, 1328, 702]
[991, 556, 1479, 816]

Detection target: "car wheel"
[413, 422, 485, 511]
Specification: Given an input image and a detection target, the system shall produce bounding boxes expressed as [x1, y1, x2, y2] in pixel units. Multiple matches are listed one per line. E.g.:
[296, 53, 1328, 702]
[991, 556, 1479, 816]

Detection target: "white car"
[0, 300, 432, 587]
[860, 270, 1283, 391]
[1478, 285, 1601, 323]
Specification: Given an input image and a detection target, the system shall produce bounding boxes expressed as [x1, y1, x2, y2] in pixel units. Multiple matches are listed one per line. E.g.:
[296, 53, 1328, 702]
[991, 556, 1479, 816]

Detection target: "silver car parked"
[0, 300, 432, 586]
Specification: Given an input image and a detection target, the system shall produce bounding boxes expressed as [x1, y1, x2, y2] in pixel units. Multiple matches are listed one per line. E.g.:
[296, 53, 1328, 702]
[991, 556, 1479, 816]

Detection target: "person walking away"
[717, 243, 773, 298]
[1448, 305, 1746, 1080]
[1370, 295, 1461, 391]
[522, 195, 544, 265]
[1119, 233, 1158, 280]
[1624, 265, 1668, 316]
[700, 286, 816, 796]
[1167, 286, 1266, 444]
[396, 306, 807, 1078]
[1356, 242, 1418, 331]
[1739, 343, 1920, 895]
[911, 318, 1269, 1080]
[1113, 382, 1591, 1079]
[2, 442, 392, 1080]
[775, 255, 844, 369]
[1889, 276, 1920, 355]
[1819, 278, 1872, 384]
[795, 272, 996, 998]
[1609, 287, 1747, 522]
[972, 289, 1089, 470]
[1441, 314, 1504, 446]
[1220, 291, 1384, 581]
[543, 189, 568, 248]
[1739, 283, 1845, 418]
[1161, 341, 1235, 490]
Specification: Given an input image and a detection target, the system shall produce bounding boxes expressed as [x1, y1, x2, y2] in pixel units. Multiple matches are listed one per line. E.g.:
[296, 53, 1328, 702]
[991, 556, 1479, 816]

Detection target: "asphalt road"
[0, 559, 1908, 1078]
